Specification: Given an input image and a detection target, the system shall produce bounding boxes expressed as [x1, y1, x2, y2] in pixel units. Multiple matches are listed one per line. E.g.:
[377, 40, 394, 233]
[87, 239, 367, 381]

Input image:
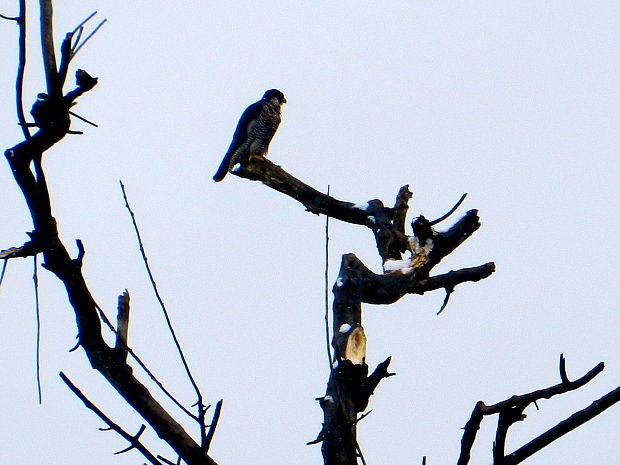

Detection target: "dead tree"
[2, 3, 219, 465]
[223, 153, 620, 465]
[2, 2, 619, 465]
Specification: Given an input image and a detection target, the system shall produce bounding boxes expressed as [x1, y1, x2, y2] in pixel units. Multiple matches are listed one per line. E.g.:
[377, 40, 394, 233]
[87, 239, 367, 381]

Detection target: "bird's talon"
[248, 154, 266, 162]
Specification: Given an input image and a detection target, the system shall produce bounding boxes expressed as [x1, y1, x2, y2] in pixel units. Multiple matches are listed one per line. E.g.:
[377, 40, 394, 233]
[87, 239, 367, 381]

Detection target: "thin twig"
[324, 185, 333, 368]
[127, 345, 199, 421]
[60, 372, 164, 465]
[157, 456, 178, 465]
[436, 287, 454, 315]
[72, 18, 107, 57]
[355, 439, 368, 465]
[0, 12, 19, 21]
[119, 181, 207, 433]
[33, 255, 42, 404]
[69, 110, 98, 127]
[0, 259, 8, 289]
[71, 10, 97, 35]
[16, 0, 30, 138]
[351, 409, 373, 426]
[430, 193, 467, 226]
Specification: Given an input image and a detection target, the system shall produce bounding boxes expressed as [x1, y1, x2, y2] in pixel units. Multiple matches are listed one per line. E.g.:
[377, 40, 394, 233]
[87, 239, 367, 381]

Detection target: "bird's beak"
[282, 97, 287, 104]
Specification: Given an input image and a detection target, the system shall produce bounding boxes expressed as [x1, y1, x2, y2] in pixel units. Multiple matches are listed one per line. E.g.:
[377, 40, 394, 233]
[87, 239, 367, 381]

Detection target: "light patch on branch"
[339, 323, 352, 334]
[352, 202, 369, 211]
[344, 326, 366, 365]
[410, 236, 433, 266]
[383, 237, 434, 274]
[383, 257, 414, 274]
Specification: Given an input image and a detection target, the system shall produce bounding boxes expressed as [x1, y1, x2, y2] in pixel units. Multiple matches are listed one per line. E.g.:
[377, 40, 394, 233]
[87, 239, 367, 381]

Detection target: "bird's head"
[263, 89, 286, 105]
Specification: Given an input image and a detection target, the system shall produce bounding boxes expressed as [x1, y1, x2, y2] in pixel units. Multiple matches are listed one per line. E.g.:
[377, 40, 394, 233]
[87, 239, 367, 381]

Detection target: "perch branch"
[217, 94, 496, 465]
[233, 157, 381, 224]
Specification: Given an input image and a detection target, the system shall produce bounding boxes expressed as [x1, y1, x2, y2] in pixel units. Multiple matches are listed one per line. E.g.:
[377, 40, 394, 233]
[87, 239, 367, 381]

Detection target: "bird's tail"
[213, 156, 231, 182]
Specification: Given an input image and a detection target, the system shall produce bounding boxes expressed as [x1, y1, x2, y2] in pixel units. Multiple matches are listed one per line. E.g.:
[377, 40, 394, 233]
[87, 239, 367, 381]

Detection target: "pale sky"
[1, 2, 619, 464]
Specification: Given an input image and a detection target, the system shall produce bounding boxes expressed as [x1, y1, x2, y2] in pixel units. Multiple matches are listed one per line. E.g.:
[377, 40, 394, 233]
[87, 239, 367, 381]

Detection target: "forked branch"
[218, 118, 495, 465]
[457, 355, 620, 465]
[4, 6, 219, 465]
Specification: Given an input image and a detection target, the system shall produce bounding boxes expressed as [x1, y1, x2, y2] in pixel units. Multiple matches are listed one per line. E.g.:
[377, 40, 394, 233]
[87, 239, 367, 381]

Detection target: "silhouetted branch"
[0, 238, 42, 259]
[72, 17, 106, 56]
[57, 12, 106, 88]
[220, 139, 494, 465]
[233, 157, 375, 224]
[38, 0, 58, 95]
[3, 6, 218, 462]
[33, 255, 42, 404]
[16, 0, 29, 138]
[0, 12, 19, 21]
[429, 193, 467, 225]
[505, 385, 620, 465]
[457, 356, 614, 465]
[115, 290, 130, 362]
[324, 185, 334, 367]
[204, 399, 223, 452]
[120, 181, 210, 445]
[0, 259, 8, 289]
[60, 372, 163, 465]
[93, 290, 200, 422]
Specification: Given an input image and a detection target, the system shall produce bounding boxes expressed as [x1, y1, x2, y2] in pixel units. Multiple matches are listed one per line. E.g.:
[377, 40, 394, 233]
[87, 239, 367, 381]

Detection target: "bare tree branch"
[60, 372, 164, 465]
[204, 399, 223, 453]
[38, 0, 58, 95]
[0, 12, 19, 21]
[505, 385, 620, 465]
[33, 255, 42, 404]
[120, 180, 210, 445]
[324, 185, 334, 368]
[429, 193, 467, 225]
[457, 356, 614, 465]
[115, 290, 130, 362]
[219, 134, 495, 465]
[3, 6, 218, 462]
[16, 0, 30, 138]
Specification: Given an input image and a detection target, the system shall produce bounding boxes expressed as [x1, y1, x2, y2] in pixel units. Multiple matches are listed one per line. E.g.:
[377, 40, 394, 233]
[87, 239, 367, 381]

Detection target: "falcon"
[213, 89, 286, 182]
